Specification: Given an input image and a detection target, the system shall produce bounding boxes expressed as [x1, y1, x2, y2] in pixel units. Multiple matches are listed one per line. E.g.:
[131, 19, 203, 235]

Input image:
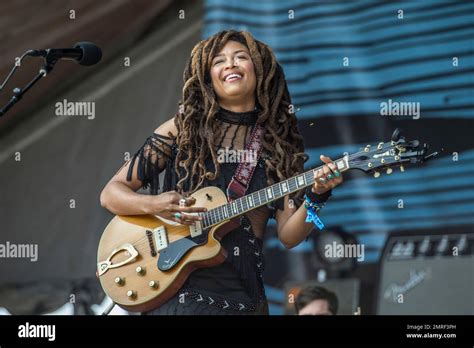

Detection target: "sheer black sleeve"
[126, 133, 176, 195]
[268, 190, 306, 220]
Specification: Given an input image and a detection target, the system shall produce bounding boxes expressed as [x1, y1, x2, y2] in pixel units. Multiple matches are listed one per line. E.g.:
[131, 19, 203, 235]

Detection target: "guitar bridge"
[146, 230, 157, 257]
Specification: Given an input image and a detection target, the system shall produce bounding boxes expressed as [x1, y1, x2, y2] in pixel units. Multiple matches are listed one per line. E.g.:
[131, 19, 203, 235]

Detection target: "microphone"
[29, 42, 102, 66]
[0, 42, 102, 117]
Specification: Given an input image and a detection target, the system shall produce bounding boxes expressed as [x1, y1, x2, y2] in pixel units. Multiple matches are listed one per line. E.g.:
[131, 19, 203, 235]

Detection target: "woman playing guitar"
[100, 30, 343, 315]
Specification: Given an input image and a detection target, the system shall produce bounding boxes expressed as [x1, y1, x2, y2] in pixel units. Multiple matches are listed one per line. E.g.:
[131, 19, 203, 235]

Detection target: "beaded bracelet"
[305, 187, 332, 204]
[303, 197, 326, 211]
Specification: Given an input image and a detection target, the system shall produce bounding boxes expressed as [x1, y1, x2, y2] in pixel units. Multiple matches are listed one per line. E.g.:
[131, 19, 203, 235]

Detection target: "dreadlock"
[173, 30, 308, 206]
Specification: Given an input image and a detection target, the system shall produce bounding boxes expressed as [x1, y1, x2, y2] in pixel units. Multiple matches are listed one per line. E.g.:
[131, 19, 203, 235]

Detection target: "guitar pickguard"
[157, 233, 208, 272]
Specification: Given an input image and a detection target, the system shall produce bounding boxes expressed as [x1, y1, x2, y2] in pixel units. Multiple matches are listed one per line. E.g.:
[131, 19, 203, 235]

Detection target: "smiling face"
[210, 40, 257, 111]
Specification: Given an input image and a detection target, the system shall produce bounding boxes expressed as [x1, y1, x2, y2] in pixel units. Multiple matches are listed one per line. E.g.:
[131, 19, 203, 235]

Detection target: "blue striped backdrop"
[204, 0, 474, 313]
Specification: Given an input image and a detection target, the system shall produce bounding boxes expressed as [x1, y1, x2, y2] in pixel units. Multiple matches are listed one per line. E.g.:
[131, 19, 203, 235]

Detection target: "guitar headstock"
[348, 129, 441, 178]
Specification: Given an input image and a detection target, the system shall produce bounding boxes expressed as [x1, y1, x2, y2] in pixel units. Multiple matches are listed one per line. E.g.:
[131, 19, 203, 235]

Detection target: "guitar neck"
[201, 155, 351, 229]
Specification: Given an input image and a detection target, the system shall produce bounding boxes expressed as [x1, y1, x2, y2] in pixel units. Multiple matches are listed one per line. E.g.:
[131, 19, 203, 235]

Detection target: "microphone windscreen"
[74, 42, 102, 66]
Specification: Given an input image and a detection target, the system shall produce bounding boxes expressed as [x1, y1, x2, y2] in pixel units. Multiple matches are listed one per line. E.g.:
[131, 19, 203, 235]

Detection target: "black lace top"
[127, 107, 286, 314]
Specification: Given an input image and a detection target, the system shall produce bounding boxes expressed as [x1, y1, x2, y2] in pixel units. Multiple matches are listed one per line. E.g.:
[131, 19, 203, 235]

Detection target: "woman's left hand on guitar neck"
[311, 155, 344, 194]
[276, 155, 343, 249]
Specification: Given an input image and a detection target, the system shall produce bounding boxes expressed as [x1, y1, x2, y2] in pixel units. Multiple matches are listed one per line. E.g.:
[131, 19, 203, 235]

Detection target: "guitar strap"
[221, 123, 265, 231]
[226, 123, 265, 201]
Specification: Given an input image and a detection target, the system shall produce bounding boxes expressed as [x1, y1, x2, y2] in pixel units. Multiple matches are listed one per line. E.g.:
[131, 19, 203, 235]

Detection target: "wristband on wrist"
[304, 187, 332, 204]
[303, 193, 325, 230]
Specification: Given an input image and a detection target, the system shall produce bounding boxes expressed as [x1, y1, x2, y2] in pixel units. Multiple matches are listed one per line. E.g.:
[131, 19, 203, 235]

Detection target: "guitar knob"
[386, 168, 393, 174]
[149, 280, 159, 289]
[136, 266, 146, 276]
[114, 277, 124, 286]
[400, 165, 405, 172]
[127, 290, 137, 299]
[373, 171, 380, 178]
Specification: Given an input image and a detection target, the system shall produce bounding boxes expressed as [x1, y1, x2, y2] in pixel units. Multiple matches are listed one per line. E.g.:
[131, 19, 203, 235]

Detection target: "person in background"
[295, 285, 338, 315]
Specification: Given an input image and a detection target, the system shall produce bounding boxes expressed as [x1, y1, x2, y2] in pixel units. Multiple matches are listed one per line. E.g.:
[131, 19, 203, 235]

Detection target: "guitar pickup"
[153, 226, 168, 252]
[189, 214, 203, 238]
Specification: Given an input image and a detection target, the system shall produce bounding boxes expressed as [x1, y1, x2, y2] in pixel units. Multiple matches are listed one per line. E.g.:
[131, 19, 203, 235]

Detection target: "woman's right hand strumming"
[147, 191, 207, 225]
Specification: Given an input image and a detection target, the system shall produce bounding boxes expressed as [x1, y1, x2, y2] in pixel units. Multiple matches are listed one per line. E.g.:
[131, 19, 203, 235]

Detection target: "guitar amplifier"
[376, 230, 473, 315]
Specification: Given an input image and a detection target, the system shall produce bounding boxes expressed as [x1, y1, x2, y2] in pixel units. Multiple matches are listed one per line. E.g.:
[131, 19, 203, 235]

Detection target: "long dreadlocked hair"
[174, 30, 308, 206]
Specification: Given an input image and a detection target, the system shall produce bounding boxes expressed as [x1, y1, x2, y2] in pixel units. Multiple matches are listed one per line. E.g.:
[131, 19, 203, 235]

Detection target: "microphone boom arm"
[0, 50, 59, 117]
[0, 42, 100, 117]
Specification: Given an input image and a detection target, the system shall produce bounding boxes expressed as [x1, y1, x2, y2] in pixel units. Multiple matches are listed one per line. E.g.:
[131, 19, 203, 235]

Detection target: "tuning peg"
[386, 168, 393, 174]
[391, 128, 402, 142]
[400, 165, 405, 172]
[373, 171, 380, 178]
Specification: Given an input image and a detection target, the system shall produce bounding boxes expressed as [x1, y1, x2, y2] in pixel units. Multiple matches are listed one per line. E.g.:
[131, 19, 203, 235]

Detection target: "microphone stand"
[0, 49, 60, 117]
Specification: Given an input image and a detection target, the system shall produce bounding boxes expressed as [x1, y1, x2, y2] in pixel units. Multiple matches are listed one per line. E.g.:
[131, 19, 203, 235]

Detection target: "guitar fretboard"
[200, 155, 350, 229]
